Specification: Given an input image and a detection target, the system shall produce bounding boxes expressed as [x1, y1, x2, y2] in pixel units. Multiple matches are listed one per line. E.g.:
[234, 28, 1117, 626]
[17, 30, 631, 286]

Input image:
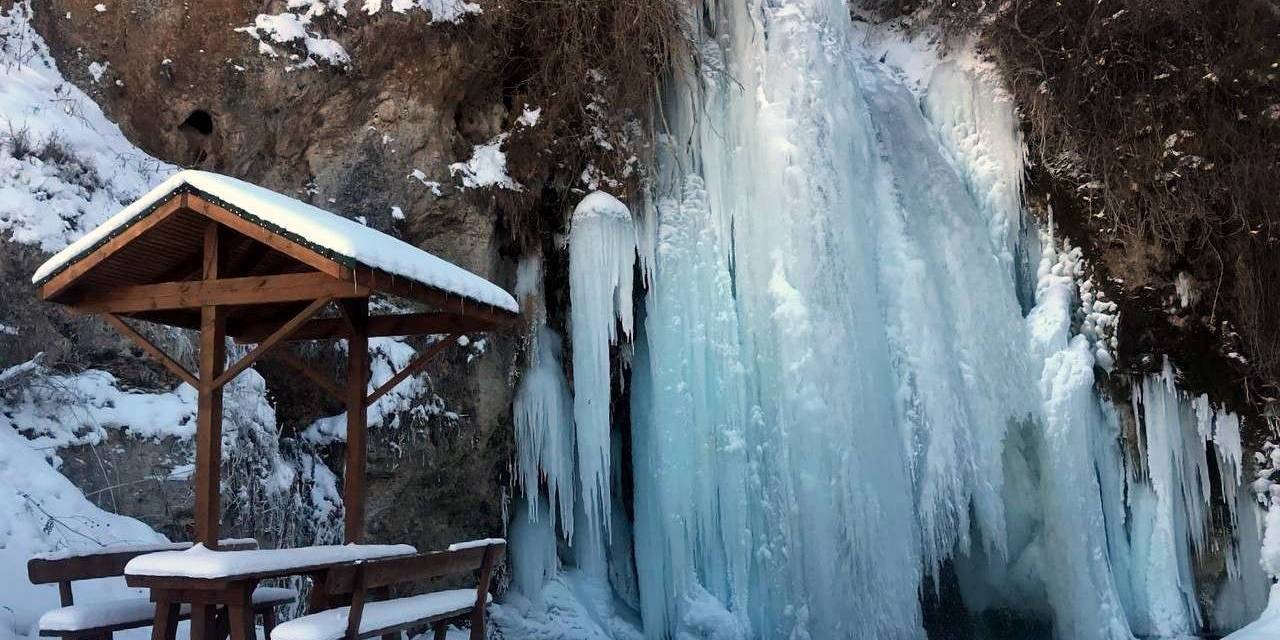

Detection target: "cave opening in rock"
[178, 109, 214, 136]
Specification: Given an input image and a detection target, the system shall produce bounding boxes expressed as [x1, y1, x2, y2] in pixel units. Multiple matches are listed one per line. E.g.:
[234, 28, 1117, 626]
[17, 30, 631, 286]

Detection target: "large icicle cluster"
[502, 1, 1270, 638]
[512, 254, 577, 540]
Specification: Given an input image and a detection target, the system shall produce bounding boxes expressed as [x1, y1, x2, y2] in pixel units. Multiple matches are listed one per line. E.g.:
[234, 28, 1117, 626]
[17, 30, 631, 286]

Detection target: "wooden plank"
[275, 350, 343, 402]
[342, 299, 369, 544]
[66, 272, 370, 314]
[104, 314, 199, 387]
[188, 194, 348, 281]
[40, 197, 187, 300]
[233, 312, 500, 343]
[212, 297, 332, 390]
[195, 222, 226, 549]
[365, 335, 457, 406]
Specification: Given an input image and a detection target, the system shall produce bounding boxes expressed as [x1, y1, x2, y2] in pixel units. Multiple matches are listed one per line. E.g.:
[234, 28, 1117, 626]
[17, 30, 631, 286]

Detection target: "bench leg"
[469, 609, 485, 640]
[431, 622, 447, 640]
[151, 600, 181, 640]
[214, 607, 231, 640]
[191, 605, 219, 640]
[226, 586, 256, 640]
[259, 609, 277, 639]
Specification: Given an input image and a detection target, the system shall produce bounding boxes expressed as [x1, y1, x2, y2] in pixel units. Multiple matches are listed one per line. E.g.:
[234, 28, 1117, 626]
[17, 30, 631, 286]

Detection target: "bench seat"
[272, 590, 491, 640]
[39, 587, 297, 634]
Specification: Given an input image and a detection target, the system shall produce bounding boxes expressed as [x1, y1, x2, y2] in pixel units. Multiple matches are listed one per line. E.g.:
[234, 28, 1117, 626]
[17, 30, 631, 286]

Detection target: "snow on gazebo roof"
[32, 170, 518, 313]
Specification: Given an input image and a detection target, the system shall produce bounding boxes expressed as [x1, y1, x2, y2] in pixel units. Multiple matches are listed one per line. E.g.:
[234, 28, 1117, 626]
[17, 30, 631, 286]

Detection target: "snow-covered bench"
[270, 539, 505, 640]
[28, 539, 298, 639]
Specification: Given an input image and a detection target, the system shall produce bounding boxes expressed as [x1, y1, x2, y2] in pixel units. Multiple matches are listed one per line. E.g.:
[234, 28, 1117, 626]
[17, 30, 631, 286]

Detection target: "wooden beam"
[342, 298, 369, 544]
[104, 314, 199, 388]
[274, 349, 343, 402]
[352, 266, 520, 327]
[194, 222, 225, 549]
[187, 194, 348, 281]
[212, 297, 332, 390]
[40, 197, 188, 301]
[232, 312, 498, 343]
[365, 334, 458, 406]
[66, 272, 370, 314]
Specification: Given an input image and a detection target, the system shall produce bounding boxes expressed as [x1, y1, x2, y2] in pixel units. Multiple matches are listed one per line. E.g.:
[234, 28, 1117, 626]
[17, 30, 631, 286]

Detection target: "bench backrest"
[28, 539, 258, 606]
[323, 540, 506, 640]
[324, 543, 504, 595]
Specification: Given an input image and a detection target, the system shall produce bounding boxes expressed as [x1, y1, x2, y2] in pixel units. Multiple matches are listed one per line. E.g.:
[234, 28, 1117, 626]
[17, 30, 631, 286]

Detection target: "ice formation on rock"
[505, 1, 1267, 638]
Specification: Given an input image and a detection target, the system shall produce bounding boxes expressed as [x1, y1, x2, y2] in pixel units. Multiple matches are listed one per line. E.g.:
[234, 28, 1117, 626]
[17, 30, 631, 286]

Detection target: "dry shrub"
[866, 0, 1280, 404]
[481, 0, 692, 244]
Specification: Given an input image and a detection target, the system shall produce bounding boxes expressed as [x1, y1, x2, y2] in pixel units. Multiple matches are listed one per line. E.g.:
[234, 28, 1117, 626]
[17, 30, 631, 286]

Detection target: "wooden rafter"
[365, 334, 458, 406]
[66, 272, 368, 315]
[213, 297, 333, 390]
[186, 195, 348, 281]
[103, 314, 199, 387]
[232, 312, 498, 343]
[39, 197, 188, 300]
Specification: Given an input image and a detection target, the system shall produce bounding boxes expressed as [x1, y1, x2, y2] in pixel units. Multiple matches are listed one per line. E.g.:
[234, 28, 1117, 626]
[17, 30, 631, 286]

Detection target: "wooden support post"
[342, 298, 370, 544]
[194, 222, 226, 549]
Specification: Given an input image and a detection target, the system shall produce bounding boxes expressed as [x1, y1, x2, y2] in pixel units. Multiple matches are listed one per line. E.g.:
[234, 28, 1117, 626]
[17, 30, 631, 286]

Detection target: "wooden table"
[124, 545, 416, 640]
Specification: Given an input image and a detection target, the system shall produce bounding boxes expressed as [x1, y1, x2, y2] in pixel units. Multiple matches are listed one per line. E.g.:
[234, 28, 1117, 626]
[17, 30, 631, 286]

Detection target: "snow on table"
[271, 589, 489, 640]
[124, 543, 416, 579]
[446, 538, 505, 552]
[31, 170, 518, 314]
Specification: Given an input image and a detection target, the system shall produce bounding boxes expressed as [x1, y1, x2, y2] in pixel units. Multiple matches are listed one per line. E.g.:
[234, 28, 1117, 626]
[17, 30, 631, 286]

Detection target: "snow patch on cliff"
[0, 2, 173, 252]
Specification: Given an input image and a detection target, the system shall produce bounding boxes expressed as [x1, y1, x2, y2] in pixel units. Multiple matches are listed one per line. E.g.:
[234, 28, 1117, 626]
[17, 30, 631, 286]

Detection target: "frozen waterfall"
[500, 1, 1269, 638]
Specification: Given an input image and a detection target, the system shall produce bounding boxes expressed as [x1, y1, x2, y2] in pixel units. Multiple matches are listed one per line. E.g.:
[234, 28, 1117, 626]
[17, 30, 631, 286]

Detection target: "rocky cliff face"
[9, 0, 527, 552]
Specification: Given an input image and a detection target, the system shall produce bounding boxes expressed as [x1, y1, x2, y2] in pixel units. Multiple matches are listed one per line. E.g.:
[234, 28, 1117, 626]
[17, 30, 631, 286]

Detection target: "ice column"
[568, 192, 636, 539]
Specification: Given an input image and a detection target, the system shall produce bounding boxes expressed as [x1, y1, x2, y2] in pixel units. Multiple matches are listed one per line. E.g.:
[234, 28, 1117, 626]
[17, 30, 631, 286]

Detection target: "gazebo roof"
[32, 170, 518, 328]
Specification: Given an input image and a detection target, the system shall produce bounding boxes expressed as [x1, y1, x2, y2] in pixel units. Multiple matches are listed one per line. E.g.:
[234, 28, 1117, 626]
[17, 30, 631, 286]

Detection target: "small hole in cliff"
[179, 110, 214, 136]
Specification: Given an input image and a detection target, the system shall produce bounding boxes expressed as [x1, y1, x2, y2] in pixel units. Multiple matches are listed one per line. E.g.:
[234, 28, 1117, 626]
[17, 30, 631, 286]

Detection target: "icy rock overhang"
[31, 170, 518, 314]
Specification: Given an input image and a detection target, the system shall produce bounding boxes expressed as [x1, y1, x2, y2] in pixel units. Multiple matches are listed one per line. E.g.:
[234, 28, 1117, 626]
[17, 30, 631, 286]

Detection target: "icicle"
[568, 191, 636, 539]
[513, 324, 577, 539]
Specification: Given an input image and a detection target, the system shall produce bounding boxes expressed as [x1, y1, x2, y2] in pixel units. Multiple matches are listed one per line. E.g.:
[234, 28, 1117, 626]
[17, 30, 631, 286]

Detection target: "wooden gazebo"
[33, 170, 519, 547]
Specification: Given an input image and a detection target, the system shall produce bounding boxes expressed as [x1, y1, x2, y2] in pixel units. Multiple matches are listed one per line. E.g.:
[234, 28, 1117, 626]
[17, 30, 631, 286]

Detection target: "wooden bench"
[269, 539, 505, 640]
[28, 539, 297, 640]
